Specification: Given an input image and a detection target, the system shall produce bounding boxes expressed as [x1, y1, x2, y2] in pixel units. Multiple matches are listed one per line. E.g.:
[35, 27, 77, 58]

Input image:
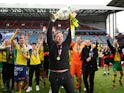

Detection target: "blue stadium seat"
[29, 34, 38, 43]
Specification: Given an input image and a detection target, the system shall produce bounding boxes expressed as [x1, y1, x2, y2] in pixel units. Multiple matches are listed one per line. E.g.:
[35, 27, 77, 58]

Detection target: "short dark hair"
[19, 37, 24, 40]
[85, 38, 91, 41]
[31, 42, 36, 45]
[76, 35, 82, 38]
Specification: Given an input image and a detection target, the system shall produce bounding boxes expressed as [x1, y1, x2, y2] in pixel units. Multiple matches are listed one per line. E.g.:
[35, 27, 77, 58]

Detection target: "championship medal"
[57, 56, 60, 61]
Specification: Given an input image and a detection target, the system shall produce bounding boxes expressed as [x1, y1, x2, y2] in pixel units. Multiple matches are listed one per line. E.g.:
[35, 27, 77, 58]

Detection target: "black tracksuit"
[81, 45, 98, 93]
[47, 21, 75, 93]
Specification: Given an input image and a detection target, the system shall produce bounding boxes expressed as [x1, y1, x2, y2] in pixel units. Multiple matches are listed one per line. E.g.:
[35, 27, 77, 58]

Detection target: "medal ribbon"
[57, 45, 62, 57]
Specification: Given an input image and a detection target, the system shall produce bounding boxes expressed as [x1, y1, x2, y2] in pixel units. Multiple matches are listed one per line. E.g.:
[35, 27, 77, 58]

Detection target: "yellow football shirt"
[12, 41, 29, 66]
[114, 52, 121, 62]
[0, 46, 7, 62]
[30, 48, 41, 65]
[39, 46, 44, 61]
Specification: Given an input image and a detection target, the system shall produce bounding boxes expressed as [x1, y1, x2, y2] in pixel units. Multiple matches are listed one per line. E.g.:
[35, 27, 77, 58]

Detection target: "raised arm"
[11, 29, 20, 48]
[11, 29, 20, 41]
[106, 35, 114, 50]
[37, 39, 43, 50]
[47, 21, 54, 49]
[64, 28, 72, 45]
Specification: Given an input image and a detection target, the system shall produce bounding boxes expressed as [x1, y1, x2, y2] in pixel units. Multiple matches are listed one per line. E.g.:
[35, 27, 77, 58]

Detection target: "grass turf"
[0, 67, 123, 93]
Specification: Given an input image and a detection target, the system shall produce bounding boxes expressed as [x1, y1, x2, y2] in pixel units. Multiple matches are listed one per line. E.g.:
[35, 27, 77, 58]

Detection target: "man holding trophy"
[47, 7, 78, 93]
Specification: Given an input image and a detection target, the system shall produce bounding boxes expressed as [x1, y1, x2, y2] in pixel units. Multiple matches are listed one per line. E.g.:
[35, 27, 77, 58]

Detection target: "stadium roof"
[107, 0, 124, 7]
[0, 4, 124, 22]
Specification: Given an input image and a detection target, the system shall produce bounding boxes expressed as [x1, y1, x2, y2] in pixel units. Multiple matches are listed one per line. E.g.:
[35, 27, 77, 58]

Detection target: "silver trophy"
[50, 7, 71, 22]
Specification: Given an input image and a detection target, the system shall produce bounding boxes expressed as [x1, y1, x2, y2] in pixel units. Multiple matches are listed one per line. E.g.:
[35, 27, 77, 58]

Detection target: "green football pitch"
[0, 67, 123, 93]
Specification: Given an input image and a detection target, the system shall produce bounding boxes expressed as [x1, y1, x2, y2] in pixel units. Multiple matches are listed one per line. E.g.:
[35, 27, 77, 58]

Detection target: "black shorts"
[104, 58, 110, 65]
